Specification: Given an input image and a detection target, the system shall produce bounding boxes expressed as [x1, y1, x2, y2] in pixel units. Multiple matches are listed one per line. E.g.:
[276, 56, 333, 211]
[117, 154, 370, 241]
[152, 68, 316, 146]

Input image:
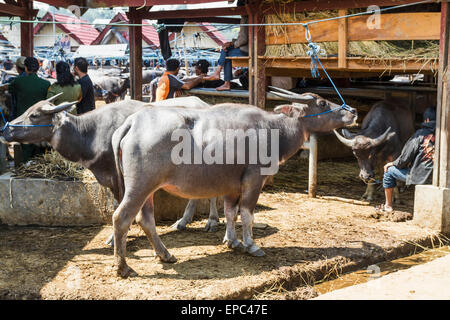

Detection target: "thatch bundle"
[12, 150, 96, 182]
[263, 6, 439, 60]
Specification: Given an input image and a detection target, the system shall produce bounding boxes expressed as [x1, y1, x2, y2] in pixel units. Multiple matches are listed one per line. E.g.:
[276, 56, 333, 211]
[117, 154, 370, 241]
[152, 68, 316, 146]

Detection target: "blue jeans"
[218, 46, 247, 81]
[383, 166, 409, 189]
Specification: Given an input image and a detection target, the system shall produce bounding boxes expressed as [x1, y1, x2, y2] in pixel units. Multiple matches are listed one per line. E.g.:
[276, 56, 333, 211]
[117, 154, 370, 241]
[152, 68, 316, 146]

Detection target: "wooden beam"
[262, 0, 435, 14]
[230, 56, 438, 74]
[37, 0, 81, 8]
[434, 1, 450, 187]
[338, 9, 348, 69]
[138, 6, 246, 20]
[0, 3, 36, 17]
[129, 7, 143, 101]
[266, 12, 441, 45]
[264, 68, 380, 78]
[183, 17, 241, 24]
[41, 0, 224, 7]
[20, 0, 33, 56]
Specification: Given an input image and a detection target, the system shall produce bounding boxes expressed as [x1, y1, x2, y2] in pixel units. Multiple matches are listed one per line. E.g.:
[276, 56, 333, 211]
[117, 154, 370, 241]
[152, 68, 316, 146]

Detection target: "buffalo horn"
[369, 127, 393, 147]
[333, 129, 355, 147]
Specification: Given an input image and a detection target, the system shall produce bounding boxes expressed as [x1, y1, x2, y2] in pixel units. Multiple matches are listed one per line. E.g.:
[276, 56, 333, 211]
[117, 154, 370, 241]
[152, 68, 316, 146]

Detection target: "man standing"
[155, 59, 203, 101]
[73, 57, 95, 114]
[376, 107, 436, 216]
[7, 57, 50, 162]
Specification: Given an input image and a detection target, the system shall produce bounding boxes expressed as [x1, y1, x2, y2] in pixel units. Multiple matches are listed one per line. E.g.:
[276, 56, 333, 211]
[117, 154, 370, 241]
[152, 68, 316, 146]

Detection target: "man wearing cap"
[7, 57, 50, 162]
[155, 59, 203, 101]
[8, 57, 50, 118]
[376, 107, 437, 215]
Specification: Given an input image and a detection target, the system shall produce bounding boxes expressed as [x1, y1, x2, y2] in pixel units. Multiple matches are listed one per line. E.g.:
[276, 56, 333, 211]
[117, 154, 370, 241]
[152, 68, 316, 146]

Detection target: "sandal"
[374, 204, 394, 213]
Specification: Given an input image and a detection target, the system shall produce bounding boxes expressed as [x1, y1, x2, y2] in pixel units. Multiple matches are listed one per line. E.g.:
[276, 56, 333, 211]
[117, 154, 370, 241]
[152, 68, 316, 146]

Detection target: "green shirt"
[46, 83, 82, 108]
[8, 73, 51, 117]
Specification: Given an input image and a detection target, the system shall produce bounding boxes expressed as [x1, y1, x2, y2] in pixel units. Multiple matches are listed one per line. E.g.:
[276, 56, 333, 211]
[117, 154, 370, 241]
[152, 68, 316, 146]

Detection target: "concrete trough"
[0, 173, 216, 226]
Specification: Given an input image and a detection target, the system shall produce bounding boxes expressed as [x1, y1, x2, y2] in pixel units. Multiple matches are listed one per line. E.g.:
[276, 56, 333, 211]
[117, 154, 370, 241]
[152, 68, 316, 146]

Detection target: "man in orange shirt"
[156, 59, 203, 101]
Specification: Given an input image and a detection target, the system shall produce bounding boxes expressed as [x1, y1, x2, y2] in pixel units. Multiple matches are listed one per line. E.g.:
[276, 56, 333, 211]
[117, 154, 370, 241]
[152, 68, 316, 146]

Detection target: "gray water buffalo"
[0, 95, 219, 245]
[111, 88, 357, 277]
[333, 100, 414, 201]
[119, 69, 165, 99]
[91, 75, 128, 103]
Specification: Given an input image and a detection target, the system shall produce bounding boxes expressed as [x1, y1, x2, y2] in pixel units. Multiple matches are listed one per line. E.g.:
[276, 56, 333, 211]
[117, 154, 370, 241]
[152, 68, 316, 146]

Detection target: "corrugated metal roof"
[92, 13, 160, 47]
[34, 13, 100, 45]
[198, 23, 227, 47]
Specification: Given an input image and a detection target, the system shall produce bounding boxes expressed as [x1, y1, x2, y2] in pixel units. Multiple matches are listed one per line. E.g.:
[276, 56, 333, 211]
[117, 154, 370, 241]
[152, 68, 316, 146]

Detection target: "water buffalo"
[91, 75, 128, 103]
[111, 88, 357, 277]
[0, 95, 219, 248]
[333, 100, 414, 201]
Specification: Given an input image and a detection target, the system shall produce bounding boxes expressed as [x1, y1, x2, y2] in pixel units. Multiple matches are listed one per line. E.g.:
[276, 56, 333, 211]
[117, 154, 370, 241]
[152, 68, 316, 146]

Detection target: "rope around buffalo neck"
[0, 106, 53, 133]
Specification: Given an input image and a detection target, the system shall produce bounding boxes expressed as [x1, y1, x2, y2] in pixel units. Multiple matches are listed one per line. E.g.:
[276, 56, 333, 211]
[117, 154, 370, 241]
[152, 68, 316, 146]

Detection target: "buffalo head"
[334, 127, 395, 182]
[270, 86, 357, 132]
[1, 93, 77, 144]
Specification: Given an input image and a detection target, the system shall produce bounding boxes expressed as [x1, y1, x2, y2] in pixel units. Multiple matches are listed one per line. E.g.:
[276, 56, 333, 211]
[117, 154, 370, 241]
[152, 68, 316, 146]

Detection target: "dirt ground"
[0, 157, 445, 300]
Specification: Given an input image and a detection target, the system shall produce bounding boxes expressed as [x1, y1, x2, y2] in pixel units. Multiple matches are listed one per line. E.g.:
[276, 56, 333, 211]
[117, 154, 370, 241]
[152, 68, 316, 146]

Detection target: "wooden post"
[246, 6, 254, 106]
[13, 144, 22, 168]
[182, 33, 189, 77]
[0, 144, 6, 174]
[433, 1, 450, 188]
[20, 0, 33, 57]
[129, 7, 143, 101]
[308, 134, 318, 198]
[338, 9, 348, 69]
[253, 10, 266, 109]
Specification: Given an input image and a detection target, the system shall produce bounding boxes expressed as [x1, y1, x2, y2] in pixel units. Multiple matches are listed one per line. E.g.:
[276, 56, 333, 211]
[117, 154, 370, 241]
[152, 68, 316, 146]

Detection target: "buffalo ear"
[274, 105, 295, 117]
[274, 103, 307, 117]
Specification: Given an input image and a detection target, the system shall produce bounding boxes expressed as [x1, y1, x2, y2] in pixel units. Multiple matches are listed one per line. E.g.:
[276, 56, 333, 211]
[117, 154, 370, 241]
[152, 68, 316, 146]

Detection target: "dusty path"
[0, 158, 442, 299]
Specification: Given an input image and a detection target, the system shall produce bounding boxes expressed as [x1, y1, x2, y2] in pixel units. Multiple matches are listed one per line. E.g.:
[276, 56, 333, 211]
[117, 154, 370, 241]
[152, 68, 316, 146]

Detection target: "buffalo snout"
[359, 170, 375, 183]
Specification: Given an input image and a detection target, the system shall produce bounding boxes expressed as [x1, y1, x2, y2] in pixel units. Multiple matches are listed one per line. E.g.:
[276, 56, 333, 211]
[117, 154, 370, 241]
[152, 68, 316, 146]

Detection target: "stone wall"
[0, 173, 218, 226]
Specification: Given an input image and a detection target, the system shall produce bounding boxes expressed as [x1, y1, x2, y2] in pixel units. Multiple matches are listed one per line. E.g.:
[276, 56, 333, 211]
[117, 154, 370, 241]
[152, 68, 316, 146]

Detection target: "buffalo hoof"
[225, 239, 244, 251]
[158, 254, 177, 264]
[246, 244, 266, 257]
[204, 219, 219, 232]
[116, 264, 137, 278]
[250, 249, 266, 257]
[171, 219, 187, 231]
[105, 234, 114, 247]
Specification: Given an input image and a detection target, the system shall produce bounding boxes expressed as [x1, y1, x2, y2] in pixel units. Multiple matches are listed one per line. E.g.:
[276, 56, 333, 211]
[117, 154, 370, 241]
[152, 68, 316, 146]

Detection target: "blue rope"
[0, 107, 53, 133]
[300, 26, 355, 118]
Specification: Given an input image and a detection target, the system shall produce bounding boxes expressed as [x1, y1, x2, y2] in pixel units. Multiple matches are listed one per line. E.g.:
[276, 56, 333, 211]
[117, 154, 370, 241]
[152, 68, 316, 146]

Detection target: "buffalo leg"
[112, 198, 142, 278]
[239, 174, 266, 257]
[204, 197, 219, 232]
[393, 186, 402, 204]
[362, 183, 376, 201]
[223, 194, 242, 250]
[136, 194, 177, 263]
[171, 199, 199, 230]
[171, 198, 220, 232]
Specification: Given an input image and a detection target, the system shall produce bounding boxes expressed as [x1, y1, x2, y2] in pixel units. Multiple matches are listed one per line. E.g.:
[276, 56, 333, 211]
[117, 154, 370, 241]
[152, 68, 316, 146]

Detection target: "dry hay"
[263, 6, 439, 68]
[12, 150, 96, 183]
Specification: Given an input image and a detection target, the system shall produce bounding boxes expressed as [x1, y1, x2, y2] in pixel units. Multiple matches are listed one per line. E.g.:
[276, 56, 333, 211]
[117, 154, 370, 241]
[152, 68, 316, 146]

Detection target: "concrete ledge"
[413, 184, 450, 234]
[0, 173, 217, 226]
